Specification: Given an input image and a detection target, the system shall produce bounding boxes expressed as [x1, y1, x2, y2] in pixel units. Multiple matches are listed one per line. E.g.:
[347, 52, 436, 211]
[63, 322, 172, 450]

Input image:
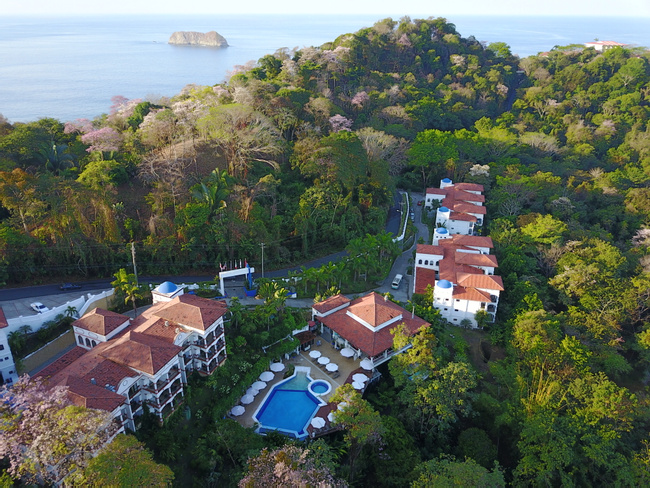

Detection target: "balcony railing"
[143, 367, 181, 394]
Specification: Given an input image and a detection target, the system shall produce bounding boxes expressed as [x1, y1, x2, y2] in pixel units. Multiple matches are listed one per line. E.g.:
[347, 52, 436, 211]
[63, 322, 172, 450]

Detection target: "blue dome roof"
[437, 279, 452, 289]
[157, 281, 177, 294]
[437, 228, 448, 234]
[439, 206, 450, 213]
[442, 178, 452, 183]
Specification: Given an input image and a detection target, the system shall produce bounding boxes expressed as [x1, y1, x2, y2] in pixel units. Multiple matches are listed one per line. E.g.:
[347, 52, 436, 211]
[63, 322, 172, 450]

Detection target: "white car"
[30, 302, 49, 314]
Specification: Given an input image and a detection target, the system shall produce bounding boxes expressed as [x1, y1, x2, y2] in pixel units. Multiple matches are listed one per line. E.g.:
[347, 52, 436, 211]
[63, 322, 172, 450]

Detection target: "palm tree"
[191, 169, 230, 220]
[111, 268, 142, 317]
[37, 142, 75, 174]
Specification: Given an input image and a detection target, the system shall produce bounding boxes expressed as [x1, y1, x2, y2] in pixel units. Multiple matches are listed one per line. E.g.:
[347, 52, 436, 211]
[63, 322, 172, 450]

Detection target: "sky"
[4, 0, 650, 17]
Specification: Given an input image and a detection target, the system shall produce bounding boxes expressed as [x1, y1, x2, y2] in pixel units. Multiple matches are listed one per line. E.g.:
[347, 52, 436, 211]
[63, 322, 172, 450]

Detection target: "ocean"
[1, 14, 649, 123]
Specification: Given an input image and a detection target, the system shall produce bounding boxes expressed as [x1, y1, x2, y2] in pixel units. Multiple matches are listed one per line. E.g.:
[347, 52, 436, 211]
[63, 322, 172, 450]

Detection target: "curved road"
[0, 193, 419, 313]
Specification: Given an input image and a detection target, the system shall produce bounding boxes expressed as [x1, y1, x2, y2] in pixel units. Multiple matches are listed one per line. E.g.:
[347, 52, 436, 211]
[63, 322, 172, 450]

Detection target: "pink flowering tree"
[64, 118, 93, 135]
[81, 127, 123, 155]
[351, 91, 370, 108]
[329, 114, 353, 133]
[0, 376, 114, 485]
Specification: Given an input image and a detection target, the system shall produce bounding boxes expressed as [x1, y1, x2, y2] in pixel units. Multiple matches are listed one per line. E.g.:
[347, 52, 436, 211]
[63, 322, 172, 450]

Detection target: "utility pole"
[131, 242, 139, 285]
[260, 242, 265, 278]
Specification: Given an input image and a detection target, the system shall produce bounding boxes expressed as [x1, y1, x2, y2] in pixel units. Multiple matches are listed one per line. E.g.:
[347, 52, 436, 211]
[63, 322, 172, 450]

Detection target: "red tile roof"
[456, 273, 504, 291]
[313, 294, 351, 314]
[452, 286, 491, 302]
[54, 375, 126, 412]
[426, 188, 447, 195]
[319, 292, 429, 356]
[448, 202, 487, 215]
[415, 268, 438, 295]
[448, 211, 477, 222]
[454, 182, 484, 192]
[455, 252, 498, 267]
[100, 332, 182, 375]
[416, 244, 444, 255]
[34, 346, 88, 379]
[152, 295, 228, 331]
[72, 308, 129, 337]
[441, 234, 493, 249]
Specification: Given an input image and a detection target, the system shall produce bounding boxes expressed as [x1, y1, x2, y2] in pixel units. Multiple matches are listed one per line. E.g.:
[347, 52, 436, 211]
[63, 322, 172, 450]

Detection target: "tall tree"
[197, 104, 283, 179]
[0, 376, 115, 485]
[111, 268, 142, 316]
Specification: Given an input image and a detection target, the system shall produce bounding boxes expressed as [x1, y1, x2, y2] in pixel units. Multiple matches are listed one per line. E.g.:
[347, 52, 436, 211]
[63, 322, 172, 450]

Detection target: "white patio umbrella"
[259, 371, 274, 382]
[270, 362, 285, 372]
[360, 359, 374, 370]
[311, 417, 326, 429]
[246, 387, 259, 397]
[353, 373, 369, 383]
[231, 405, 245, 416]
[241, 394, 254, 405]
[337, 401, 348, 411]
[340, 347, 354, 358]
[326, 363, 339, 372]
[309, 350, 322, 359]
[352, 381, 364, 390]
[252, 381, 267, 390]
[317, 356, 330, 365]
[327, 411, 335, 422]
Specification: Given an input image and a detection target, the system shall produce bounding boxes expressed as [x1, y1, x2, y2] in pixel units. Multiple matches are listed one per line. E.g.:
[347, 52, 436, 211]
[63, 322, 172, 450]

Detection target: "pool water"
[312, 383, 328, 393]
[253, 367, 326, 439]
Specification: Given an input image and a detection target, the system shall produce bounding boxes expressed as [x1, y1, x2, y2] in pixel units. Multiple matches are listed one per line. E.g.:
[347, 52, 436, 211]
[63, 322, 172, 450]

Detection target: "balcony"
[487, 304, 496, 313]
[216, 339, 225, 351]
[490, 295, 499, 303]
[143, 367, 181, 394]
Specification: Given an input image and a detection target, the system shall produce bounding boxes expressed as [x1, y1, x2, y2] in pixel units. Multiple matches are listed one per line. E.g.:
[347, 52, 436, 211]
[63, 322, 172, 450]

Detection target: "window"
[453, 319, 458, 322]
[0, 344, 4, 351]
[424, 260, 429, 265]
[455, 299, 460, 302]
[78, 336, 83, 345]
[454, 309, 459, 312]
[418, 259, 422, 264]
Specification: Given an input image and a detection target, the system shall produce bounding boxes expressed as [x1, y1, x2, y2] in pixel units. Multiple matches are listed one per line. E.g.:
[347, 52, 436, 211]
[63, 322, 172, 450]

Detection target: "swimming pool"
[253, 367, 326, 439]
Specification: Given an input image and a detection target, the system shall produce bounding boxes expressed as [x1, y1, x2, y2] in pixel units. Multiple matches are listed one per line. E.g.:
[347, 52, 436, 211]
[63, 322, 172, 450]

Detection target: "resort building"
[35, 282, 228, 431]
[584, 41, 627, 52]
[425, 178, 486, 235]
[311, 292, 430, 366]
[0, 307, 19, 386]
[415, 185, 504, 327]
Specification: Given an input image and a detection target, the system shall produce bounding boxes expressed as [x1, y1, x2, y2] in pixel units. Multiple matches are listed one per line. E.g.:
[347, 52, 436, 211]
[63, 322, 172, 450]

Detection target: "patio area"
[234, 339, 374, 430]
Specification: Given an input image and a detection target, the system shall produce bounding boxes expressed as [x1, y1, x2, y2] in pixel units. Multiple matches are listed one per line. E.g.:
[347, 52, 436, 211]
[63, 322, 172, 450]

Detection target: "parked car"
[60, 283, 82, 291]
[417, 200, 423, 206]
[30, 302, 50, 314]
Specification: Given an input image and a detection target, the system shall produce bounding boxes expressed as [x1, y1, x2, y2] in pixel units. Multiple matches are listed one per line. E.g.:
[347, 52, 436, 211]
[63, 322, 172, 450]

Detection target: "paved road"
[0, 194, 413, 316]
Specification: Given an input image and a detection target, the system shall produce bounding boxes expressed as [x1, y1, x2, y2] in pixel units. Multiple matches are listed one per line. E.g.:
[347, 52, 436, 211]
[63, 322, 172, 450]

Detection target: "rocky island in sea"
[168, 31, 228, 47]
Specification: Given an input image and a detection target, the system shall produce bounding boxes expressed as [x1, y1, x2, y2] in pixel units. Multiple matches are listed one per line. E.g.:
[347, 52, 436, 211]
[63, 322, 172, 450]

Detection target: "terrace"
[236, 339, 376, 431]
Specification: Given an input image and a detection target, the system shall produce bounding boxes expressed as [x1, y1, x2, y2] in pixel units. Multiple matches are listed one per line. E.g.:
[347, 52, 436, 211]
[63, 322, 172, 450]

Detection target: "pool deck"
[236, 340, 374, 432]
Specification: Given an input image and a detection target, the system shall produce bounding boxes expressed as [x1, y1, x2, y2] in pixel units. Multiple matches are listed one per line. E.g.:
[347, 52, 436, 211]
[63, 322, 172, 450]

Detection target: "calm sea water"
[1, 14, 648, 123]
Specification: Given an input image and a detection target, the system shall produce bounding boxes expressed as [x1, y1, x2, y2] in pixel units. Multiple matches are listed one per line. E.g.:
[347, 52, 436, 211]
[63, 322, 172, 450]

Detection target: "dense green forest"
[2, 16, 650, 486]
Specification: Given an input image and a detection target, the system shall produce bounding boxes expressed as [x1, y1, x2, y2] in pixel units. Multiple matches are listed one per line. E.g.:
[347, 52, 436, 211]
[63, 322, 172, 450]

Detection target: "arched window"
[85, 337, 91, 347]
[418, 259, 422, 264]
[78, 336, 83, 345]
[424, 260, 429, 265]
[91, 340, 97, 347]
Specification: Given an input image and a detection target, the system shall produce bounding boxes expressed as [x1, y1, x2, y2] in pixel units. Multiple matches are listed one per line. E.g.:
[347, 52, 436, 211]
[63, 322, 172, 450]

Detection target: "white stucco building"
[426, 178, 486, 235]
[36, 282, 228, 430]
[416, 180, 504, 328]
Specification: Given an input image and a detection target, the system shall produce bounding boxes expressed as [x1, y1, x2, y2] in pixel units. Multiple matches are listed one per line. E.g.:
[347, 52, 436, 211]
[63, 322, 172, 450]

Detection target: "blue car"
[60, 283, 82, 291]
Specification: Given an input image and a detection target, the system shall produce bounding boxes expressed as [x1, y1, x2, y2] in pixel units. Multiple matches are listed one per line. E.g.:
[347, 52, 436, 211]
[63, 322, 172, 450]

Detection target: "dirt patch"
[459, 328, 505, 378]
